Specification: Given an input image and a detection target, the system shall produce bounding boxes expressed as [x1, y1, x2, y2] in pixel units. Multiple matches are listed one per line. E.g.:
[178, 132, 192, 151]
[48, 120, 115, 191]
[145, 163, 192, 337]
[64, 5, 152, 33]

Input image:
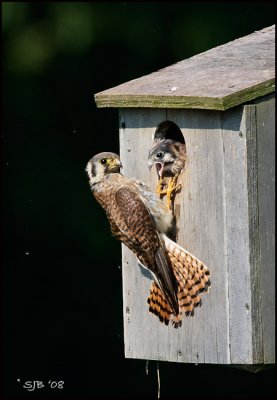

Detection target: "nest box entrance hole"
[154, 120, 185, 144]
[151, 120, 186, 240]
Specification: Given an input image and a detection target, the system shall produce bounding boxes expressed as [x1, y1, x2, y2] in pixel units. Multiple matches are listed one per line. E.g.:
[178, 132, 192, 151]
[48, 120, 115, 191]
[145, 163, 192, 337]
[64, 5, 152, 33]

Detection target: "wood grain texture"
[119, 109, 169, 361]
[167, 109, 230, 364]
[244, 105, 263, 364]
[96, 26, 275, 111]
[119, 97, 275, 364]
[120, 108, 230, 363]
[222, 106, 258, 364]
[254, 94, 275, 363]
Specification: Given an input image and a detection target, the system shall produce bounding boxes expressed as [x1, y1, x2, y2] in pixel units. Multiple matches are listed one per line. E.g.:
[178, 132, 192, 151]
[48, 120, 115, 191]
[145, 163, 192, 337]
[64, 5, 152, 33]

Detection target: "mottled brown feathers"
[93, 174, 179, 314]
[87, 153, 211, 329]
[148, 236, 211, 328]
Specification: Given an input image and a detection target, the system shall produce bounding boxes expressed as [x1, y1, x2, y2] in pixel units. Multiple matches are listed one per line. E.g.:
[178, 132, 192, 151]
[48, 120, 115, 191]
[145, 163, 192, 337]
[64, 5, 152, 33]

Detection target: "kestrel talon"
[148, 138, 186, 210]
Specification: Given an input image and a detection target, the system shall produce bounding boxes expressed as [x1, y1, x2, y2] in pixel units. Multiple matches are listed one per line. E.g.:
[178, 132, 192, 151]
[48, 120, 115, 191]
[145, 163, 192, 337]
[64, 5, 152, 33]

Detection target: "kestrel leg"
[156, 177, 168, 197]
[165, 175, 182, 210]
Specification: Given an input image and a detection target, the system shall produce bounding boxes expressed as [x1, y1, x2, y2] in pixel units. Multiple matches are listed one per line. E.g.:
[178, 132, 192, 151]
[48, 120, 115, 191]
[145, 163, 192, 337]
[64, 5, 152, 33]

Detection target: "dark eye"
[156, 152, 163, 158]
[100, 158, 107, 165]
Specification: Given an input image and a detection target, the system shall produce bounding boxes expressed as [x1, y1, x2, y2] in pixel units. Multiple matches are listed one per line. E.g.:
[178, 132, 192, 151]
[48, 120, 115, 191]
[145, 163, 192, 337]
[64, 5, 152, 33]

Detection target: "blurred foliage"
[1, 2, 275, 399]
[2, 0, 275, 265]
[3, 2, 275, 74]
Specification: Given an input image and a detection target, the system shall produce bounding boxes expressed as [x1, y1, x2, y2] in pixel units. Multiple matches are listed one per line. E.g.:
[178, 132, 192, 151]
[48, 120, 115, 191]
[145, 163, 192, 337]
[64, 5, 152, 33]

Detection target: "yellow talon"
[156, 177, 167, 196]
[156, 175, 182, 210]
[166, 176, 181, 210]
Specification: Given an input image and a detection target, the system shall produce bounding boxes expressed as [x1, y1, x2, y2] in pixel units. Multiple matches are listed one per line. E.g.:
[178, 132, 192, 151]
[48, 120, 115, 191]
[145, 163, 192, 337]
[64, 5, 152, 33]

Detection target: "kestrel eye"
[100, 158, 107, 165]
[156, 152, 163, 158]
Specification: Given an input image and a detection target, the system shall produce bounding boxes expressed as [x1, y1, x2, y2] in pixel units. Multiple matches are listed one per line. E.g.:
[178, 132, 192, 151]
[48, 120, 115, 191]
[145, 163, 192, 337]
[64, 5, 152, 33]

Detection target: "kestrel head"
[86, 152, 122, 187]
[148, 139, 186, 178]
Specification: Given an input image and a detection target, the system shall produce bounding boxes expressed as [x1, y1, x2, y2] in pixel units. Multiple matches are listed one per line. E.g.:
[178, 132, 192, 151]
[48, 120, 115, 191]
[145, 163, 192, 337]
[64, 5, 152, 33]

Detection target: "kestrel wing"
[115, 186, 178, 314]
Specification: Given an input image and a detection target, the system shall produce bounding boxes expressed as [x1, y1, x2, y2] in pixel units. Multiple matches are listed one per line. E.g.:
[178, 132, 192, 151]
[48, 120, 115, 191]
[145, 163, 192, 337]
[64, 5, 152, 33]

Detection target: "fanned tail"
[147, 235, 211, 328]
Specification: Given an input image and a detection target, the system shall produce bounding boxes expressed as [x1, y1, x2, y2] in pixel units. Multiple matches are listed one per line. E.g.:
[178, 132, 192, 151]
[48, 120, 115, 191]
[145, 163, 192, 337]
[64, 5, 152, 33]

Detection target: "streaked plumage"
[86, 152, 210, 327]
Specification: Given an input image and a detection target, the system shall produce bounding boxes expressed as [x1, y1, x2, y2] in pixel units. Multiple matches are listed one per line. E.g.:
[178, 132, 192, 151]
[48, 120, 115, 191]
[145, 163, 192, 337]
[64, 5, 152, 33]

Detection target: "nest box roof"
[95, 25, 275, 111]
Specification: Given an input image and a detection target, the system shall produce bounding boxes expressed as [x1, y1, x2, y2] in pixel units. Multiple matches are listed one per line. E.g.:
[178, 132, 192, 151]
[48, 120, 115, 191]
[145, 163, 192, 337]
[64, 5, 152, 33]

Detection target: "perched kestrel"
[86, 152, 210, 327]
[148, 121, 186, 210]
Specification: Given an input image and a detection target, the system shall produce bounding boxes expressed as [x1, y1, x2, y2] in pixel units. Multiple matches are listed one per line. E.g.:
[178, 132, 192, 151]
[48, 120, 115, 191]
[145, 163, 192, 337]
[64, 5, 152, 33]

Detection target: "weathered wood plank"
[120, 108, 230, 363]
[119, 109, 168, 361]
[168, 109, 231, 363]
[244, 105, 264, 364]
[96, 26, 275, 111]
[119, 97, 275, 365]
[254, 94, 275, 363]
[221, 106, 256, 364]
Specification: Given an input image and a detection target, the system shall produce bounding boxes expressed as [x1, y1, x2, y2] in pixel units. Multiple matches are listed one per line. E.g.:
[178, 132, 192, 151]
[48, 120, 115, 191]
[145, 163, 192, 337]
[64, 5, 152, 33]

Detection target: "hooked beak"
[109, 158, 122, 172]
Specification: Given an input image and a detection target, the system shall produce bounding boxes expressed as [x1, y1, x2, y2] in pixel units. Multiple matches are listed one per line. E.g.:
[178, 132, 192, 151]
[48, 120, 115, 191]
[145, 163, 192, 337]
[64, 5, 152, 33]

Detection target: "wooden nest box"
[94, 25, 275, 367]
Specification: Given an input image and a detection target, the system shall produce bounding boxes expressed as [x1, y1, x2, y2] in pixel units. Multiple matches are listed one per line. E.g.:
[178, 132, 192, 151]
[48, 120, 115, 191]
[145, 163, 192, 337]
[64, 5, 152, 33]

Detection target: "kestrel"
[86, 152, 210, 327]
[148, 122, 186, 210]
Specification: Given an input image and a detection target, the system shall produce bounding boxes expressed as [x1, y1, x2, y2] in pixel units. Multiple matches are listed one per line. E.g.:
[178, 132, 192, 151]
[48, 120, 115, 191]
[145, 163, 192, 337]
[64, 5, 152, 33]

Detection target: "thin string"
[145, 360, 149, 375]
[157, 361, 160, 399]
[145, 360, 161, 398]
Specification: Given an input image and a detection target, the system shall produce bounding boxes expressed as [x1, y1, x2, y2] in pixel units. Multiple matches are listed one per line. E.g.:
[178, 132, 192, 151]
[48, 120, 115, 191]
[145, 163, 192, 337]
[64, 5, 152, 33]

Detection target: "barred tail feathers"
[147, 235, 211, 328]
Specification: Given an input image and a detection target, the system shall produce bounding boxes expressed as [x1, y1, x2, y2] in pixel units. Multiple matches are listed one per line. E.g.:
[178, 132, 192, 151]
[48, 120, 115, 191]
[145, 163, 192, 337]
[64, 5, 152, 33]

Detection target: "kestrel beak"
[148, 160, 164, 178]
[155, 162, 164, 178]
[109, 158, 122, 172]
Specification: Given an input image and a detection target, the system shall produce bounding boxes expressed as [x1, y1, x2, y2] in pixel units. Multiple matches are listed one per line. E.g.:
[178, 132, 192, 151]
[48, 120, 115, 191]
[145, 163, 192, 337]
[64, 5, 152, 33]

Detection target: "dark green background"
[1, 2, 275, 399]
